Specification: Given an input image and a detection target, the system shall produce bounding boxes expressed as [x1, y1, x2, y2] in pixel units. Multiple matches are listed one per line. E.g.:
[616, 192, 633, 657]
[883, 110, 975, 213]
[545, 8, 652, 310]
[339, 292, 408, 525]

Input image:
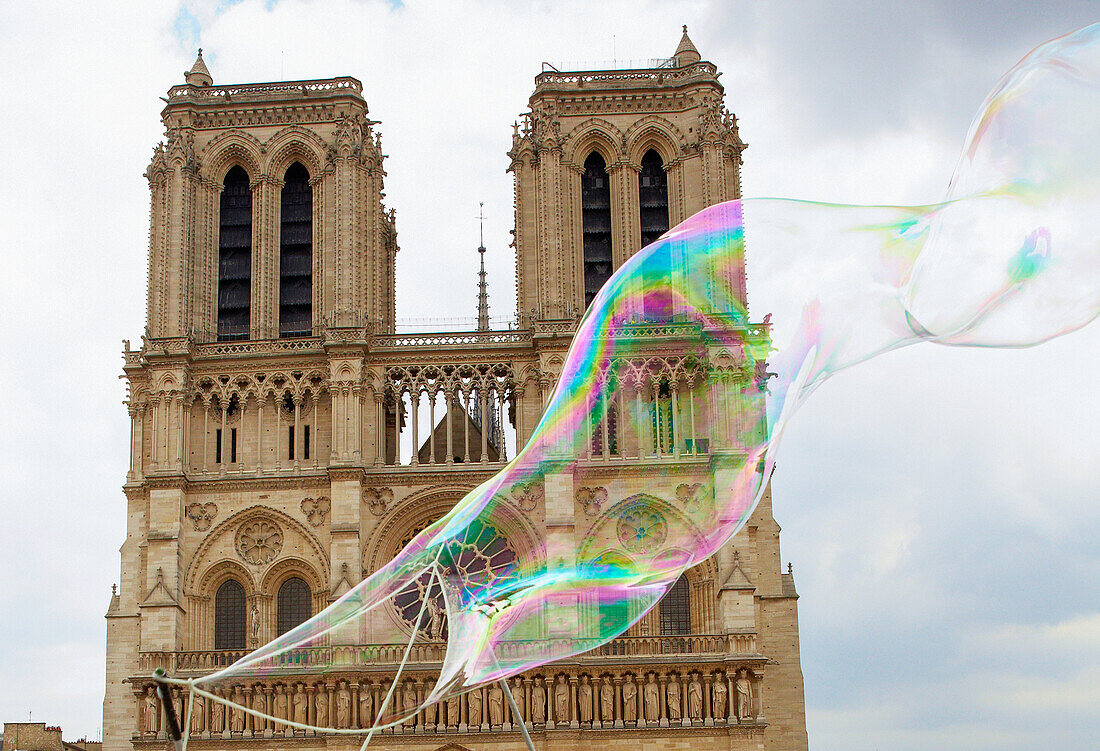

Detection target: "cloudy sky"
[0, 1, 1096, 748]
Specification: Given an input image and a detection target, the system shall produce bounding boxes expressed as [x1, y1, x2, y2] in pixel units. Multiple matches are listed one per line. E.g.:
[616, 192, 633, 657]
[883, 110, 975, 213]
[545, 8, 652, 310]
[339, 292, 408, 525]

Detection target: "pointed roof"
[673, 25, 701, 66]
[185, 48, 213, 87]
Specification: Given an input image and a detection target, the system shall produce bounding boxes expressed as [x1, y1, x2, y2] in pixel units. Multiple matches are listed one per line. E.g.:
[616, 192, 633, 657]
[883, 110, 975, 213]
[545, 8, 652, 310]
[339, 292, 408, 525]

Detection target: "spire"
[476, 202, 490, 331]
[185, 48, 213, 87]
[673, 25, 701, 66]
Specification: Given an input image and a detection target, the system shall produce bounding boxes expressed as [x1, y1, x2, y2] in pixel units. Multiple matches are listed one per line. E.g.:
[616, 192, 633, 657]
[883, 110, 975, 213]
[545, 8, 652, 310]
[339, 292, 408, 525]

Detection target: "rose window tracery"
[235, 519, 284, 565]
[617, 504, 668, 554]
[392, 517, 518, 640]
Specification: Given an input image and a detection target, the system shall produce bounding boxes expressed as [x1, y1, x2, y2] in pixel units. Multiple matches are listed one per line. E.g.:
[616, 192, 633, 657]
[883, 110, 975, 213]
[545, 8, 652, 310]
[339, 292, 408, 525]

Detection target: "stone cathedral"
[103, 29, 809, 751]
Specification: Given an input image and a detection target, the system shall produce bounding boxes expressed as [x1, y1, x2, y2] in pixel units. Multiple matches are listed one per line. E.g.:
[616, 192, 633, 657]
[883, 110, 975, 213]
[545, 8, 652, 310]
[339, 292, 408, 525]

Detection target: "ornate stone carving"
[617, 504, 667, 554]
[622, 675, 637, 723]
[511, 481, 543, 512]
[363, 487, 392, 516]
[675, 483, 701, 508]
[300, 496, 330, 527]
[735, 669, 753, 721]
[185, 502, 218, 531]
[576, 486, 607, 516]
[235, 519, 284, 565]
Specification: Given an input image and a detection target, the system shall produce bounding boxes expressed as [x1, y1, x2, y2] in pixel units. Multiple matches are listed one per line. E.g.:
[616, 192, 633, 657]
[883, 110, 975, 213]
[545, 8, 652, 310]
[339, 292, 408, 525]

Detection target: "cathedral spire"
[673, 25, 701, 66]
[185, 48, 213, 87]
[476, 202, 490, 331]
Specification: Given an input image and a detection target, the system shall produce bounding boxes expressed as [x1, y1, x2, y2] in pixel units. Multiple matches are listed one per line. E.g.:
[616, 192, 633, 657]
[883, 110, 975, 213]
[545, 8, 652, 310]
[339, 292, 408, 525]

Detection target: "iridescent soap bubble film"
[164, 22, 1099, 742]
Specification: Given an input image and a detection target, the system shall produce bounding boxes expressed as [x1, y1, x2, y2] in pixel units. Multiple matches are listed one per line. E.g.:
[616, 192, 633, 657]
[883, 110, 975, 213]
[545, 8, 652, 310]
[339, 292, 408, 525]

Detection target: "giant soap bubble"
[162, 23, 1098, 743]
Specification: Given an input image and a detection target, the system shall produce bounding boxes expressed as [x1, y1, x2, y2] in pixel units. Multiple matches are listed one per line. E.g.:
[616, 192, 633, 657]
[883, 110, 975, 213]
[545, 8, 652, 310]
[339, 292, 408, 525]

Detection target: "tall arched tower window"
[277, 577, 312, 635]
[214, 578, 246, 650]
[279, 162, 313, 337]
[217, 166, 253, 341]
[581, 152, 613, 309]
[639, 149, 672, 319]
[658, 574, 691, 635]
[638, 149, 670, 248]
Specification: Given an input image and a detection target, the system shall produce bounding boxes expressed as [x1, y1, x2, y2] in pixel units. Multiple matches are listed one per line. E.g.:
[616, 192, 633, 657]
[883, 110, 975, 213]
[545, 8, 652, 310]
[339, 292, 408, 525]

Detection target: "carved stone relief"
[364, 487, 392, 516]
[185, 502, 218, 531]
[511, 481, 543, 512]
[576, 486, 608, 516]
[300, 496, 330, 527]
[617, 504, 668, 554]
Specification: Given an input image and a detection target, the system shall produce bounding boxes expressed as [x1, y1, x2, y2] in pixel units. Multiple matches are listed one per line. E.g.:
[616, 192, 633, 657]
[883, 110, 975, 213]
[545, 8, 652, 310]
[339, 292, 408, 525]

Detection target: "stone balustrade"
[132, 660, 765, 741]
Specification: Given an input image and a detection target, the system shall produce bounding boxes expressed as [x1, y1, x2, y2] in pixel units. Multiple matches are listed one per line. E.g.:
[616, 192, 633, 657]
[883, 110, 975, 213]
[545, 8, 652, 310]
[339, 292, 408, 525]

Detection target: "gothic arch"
[200, 130, 264, 184]
[564, 119, 624, 169]
[195, 557, 256, 600]
[184, 504, 328, 594]
[623, 116, 685, 166]
[259, 555, 326, 597]
[264, 126, 328, 179]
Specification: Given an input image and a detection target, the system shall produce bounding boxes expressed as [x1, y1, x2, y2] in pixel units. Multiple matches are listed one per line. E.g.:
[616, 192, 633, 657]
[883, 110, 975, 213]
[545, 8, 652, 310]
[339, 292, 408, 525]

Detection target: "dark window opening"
[639, 150, 673, 319]
[659, 575, 691, 636]
[277, 577, 311, 636]
[215, 428, 223, 464]
[582, 152, 613, 309]
[230, 428, 237, 463]
[217, 166, 252, 341]
[303, 424, 310, 461]
[288, 426, 295, 461]
[214, 579, 246, 650]
[279, 162, 313, 337]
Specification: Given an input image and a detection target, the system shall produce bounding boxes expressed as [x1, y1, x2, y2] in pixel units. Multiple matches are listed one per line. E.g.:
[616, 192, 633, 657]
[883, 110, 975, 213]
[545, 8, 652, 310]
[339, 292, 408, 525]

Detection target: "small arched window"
[214, 578, 246, 650]
[277, 577, 312, 635]
[581, 152, 613, 309]
[659, 574, 691, 636]
[279, 162, 313, 337]
[217, 166, 253, 341]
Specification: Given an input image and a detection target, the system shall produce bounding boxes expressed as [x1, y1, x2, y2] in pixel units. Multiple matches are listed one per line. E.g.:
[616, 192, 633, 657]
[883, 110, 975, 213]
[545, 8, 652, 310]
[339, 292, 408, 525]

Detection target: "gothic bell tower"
[144, 50, 398, 341]
[508, 27, 746, 324]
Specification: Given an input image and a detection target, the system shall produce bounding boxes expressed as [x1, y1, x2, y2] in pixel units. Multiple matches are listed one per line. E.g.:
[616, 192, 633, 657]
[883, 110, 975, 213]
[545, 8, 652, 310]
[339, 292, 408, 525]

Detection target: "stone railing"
[534, 61, 719, 90]
[168, 77, 363, 101]
[371, 330, 531, 349]
[193, 337, 325, 358]
[132, 659, 765, 741]
[137, 634, 756, 678]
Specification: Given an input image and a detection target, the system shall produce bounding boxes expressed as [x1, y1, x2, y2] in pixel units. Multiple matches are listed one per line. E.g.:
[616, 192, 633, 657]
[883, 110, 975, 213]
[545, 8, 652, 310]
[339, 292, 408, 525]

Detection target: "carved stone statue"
[621, 676, 637, 723]
[667, 676, 681, 721]
[314, 687, 328, 728]
[230, 687, 245, 732]
[143, 687, 158, 735]
[335, 683, 351, 728]
[424, 695, 437, 727]
[712, 673, 728, 720]
[467, 686, 482, 726]
[292, 686, 307, 725]
[190, 693, 205, 734]
[251, 689, 265, 732]
[553, 675, 569, 724]
[488, 684, 504, 726]
[211, 692, 225, 733]
[250, 603, 261, 646]
[358, 683, 373, 728]
[425, 595, 444, 640]
[599, 676, 614, 723]
[402, 683, 417, 727]
[445, 693, 460, 727]
[172, 689, 184, 730]
[274, 685, 288, 723]
[735, 669, 753, 721]
[511, 679, 525, 724]
[643, 674, 659, 722]
[531, 677, 546, 724]
[578, 675, 593, 723]
[688, 675, 703, 720]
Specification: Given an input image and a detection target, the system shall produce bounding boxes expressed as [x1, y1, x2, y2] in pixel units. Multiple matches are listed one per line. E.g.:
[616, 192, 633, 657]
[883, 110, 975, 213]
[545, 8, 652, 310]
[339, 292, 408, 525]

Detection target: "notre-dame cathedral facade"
[103, 29, 809, 751]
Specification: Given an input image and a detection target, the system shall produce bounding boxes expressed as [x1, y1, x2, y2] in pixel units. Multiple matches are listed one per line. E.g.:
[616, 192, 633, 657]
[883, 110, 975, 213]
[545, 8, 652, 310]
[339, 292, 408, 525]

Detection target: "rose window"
[235, 519, 284, 565]
[616, 505, 668, 554]
[393, 518, 518, 640]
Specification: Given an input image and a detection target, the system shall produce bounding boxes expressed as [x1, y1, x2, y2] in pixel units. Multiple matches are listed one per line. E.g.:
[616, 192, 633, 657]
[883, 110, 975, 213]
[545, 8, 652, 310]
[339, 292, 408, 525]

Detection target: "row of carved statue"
[137, 667, 760, 738]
